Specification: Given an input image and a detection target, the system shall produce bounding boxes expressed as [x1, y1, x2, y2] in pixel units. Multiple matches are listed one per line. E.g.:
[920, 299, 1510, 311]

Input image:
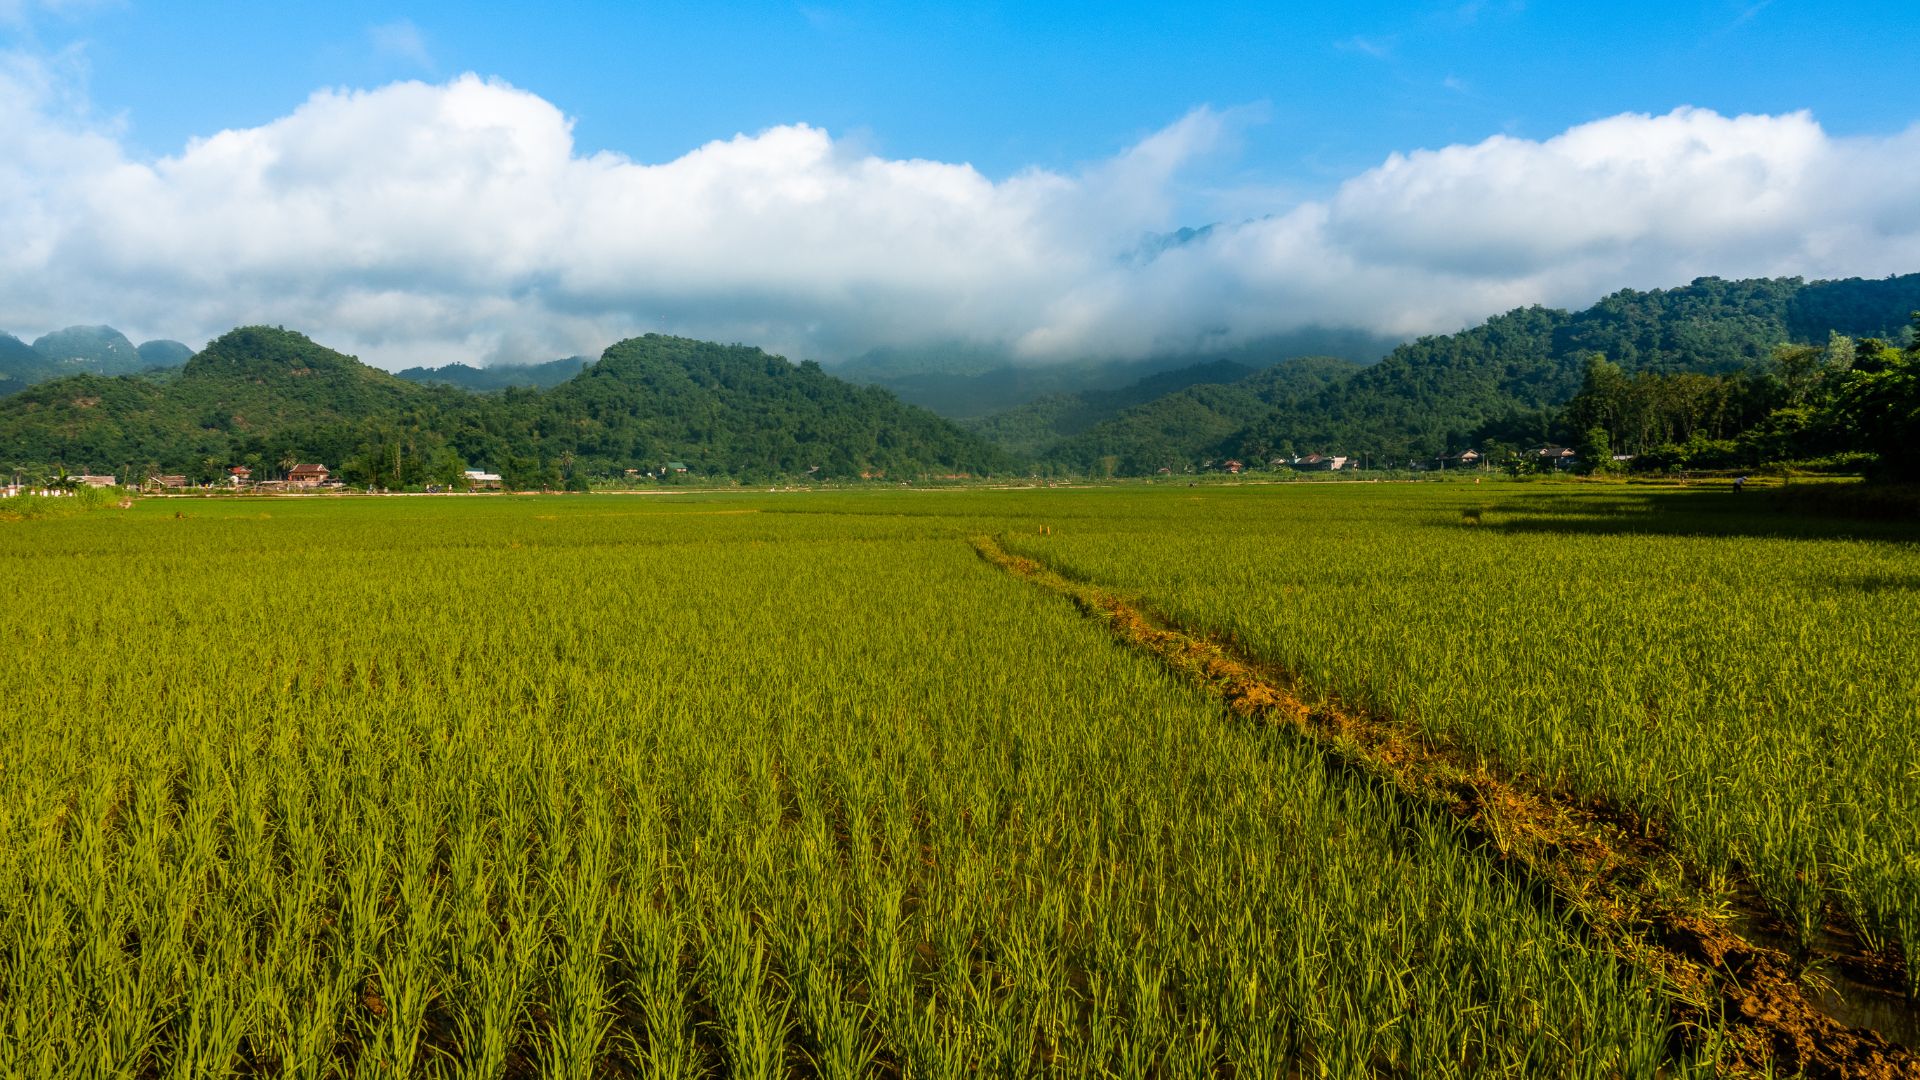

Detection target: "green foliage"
[0, 328, 1011, 483]
[1556, 326, 1916, 479]
[1834, 332, 1920, 481]
[1562, 353, 1766, 460]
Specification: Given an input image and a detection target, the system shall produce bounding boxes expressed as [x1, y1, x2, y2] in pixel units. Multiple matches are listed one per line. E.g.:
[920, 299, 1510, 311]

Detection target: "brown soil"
[972, 534, 1919, 1079]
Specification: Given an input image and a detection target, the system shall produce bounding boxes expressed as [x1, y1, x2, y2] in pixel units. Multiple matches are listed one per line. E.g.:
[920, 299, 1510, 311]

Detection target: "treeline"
[1555, 330, 1919, 479]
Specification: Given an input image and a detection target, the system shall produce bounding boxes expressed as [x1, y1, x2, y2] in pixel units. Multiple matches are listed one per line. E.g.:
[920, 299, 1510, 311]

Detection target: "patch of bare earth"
[972, 534, 1918, 1079]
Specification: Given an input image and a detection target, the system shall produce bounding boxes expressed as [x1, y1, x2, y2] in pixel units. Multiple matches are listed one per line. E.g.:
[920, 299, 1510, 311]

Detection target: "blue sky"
[2, 1, 1917, 366]
[44, 0, 1915, 189]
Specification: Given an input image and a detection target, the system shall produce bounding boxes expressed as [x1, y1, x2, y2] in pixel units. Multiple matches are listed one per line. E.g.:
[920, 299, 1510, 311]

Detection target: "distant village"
[1, 446, 1598, 497]
[0, 463, 496, 496]
[0, 462, 708, 497]
[1180, 445, 1588, 475]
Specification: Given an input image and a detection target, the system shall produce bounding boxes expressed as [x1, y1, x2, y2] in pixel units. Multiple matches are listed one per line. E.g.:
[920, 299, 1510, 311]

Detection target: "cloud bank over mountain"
[4, 55, 1918, 369]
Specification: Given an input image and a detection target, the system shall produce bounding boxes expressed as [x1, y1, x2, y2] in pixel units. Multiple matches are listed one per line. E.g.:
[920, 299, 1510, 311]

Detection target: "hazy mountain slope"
[395, 356, 592, 391]
[965, 359, 1259, 457]
[0, 333, 46, 394]
[834, 328, 1402, 418]
[136, 340, 195, 368]
[32, 326, 146, 375]
[0, 327, 194, 398]
[1041, 355, 1364, 473]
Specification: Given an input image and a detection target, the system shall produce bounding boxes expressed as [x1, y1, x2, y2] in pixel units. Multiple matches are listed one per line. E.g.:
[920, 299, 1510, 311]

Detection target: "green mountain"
[833, 328, 1402, 418]
[1225, 274, 1920, 464]
[0, 327, 194, 398]
[136, 340, 195, 368]
[178, 326, 440, 426]
[395, 356, 593, 391]
[0, 327, 453, 474]
[32, 325, 146, 375]
[482, 335, 1009, 480]
[0, 327, 1009, 483]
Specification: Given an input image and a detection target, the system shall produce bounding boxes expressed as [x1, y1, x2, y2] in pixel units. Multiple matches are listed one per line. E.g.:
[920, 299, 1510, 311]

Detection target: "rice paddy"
[1, 484, 1914, 1077]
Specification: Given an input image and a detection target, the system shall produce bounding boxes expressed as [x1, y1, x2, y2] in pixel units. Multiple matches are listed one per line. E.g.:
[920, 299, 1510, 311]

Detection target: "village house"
[1292, 453, 1351, 471]
[146, 474, 189, 491]
[227, 466, 252, 485]
[1221, 459, 1245, 474]
[75, 474, 118, 488]
[463, 469, 503, 490]
[1531, 446, 1578, 469]
[287, 464, 330, 487]
[1441, 449, 1482, 468]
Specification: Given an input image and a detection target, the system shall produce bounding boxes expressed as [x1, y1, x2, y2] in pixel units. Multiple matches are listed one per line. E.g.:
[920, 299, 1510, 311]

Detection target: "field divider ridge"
[970, 533, 1918, 1080]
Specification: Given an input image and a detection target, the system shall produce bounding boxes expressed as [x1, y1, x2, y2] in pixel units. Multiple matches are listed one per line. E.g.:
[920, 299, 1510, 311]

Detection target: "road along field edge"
[970, 534, 1918, 1080]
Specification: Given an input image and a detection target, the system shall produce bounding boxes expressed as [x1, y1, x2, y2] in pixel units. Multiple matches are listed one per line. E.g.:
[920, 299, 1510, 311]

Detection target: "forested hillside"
[448, 335, 1010, 483]
[1227, 275, 1920, 463]
[0, 329, 1009, 485]
[6, 273, 1916, 484]
[959, 274, 1919, 472]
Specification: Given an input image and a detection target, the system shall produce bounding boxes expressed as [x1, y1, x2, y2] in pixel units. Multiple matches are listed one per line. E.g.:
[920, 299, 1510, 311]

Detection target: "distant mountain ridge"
[964, 358, 1263, 458]
[1225, 274, 1920, 464]
[831, 327, 1403, 418]
[1031, 356, 1365, 473]
[0, 327, 1008, 483]
[136, 340, 195, 368]
[955, 273, 1920, 472]
[0, 324, 196, 396]
[395, 357, 593, 392]
[9, 272, 1915, 479]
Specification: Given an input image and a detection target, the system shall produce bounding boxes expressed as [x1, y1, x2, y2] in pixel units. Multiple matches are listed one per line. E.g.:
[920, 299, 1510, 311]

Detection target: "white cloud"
[1, 64, 1917, 369]
[368, 19, 433, 70]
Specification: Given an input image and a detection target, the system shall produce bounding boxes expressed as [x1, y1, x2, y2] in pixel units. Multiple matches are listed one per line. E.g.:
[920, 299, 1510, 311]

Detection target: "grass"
[999, 484, 1920, 997]
[1, 485, 1910, 1075]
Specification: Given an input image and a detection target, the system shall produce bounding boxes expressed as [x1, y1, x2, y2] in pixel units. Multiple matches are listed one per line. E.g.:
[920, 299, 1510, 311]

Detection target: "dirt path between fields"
[972, 534, 1918, 1079]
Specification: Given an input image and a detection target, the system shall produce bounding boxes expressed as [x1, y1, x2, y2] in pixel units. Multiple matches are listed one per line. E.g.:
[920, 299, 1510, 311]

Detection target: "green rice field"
[1, 484, 1914, 1077]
